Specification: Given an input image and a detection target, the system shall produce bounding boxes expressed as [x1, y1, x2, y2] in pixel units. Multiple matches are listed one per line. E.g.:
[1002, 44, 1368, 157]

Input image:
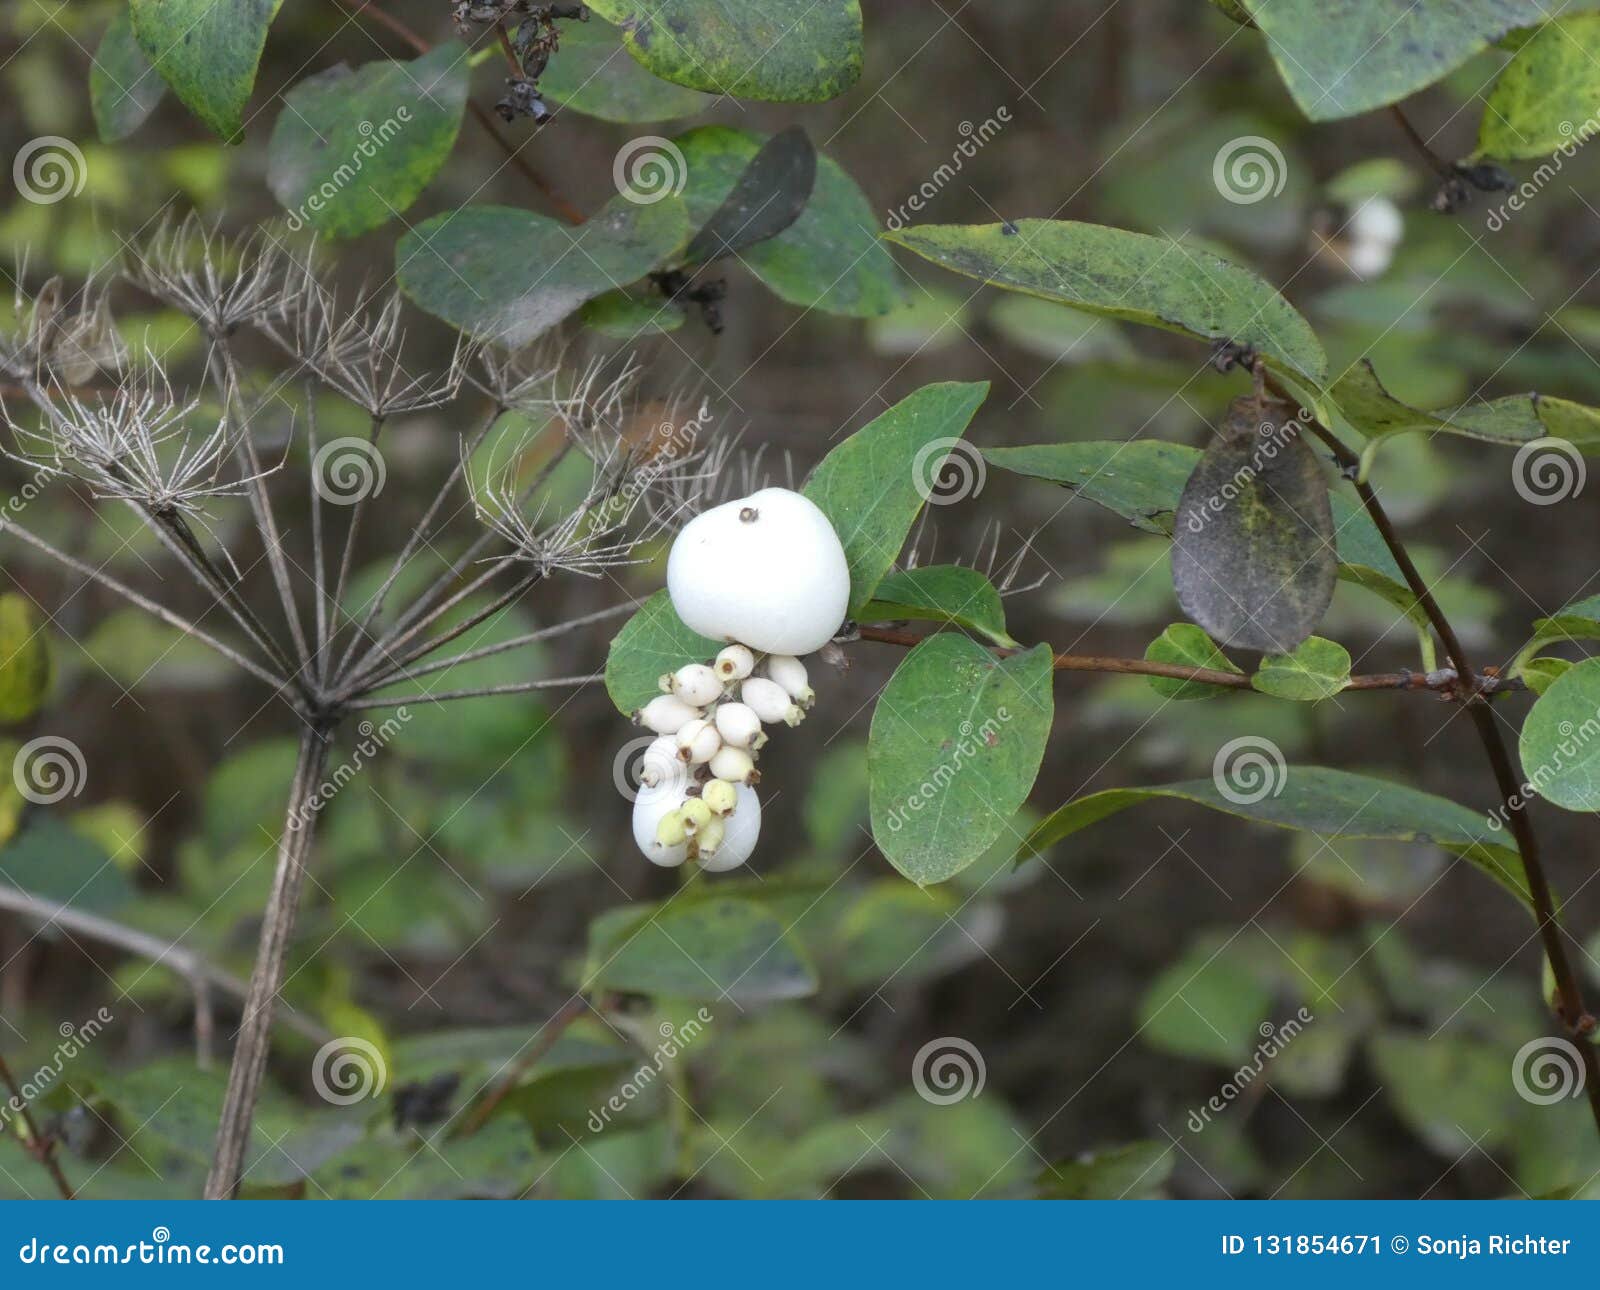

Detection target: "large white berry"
[637, 694, 702, 735]
[714, 701, 766, 750]
[633, 783, 690, 867]
[709, 745, 757, 784]
[665, 662, 722, 707]
[697, 783, 761, 872]
[638, 735, 684, 790]
[765, 654, 814, 708]
[741, 676, 803, 727]
[1348, 195, 1403, 248]
[667, 487, 850, 655]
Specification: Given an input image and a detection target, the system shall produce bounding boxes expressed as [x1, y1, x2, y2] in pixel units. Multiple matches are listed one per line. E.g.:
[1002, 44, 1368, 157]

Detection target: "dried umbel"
[120, 213, 292, 337]
[0, 275, 124, 385]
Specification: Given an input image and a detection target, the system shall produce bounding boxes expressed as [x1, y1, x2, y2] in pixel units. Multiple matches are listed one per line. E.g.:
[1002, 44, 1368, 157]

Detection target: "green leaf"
[585, 0, 863, 101]
[540, 15, 713, 121]
[884, 220, 1327, 384]
[396, 195, 689, 346]
[1251, 636, 1351, 701]
[130, 0, 284, 141]
[91, 8, 166, 143]
[1518, 657, 1600, 811]
[1239, 0, 1571, 123]
[1171, 399, 1338, 653]
[1037, 1141, 1173, 1199]
[583, 895, 818, 1003]
[868, 634, 1053, 885]
[1368, 1030, 1514, 1156]
[1, 817, 132, 912]
[1019, 766, 1531, 910]
[1480, 16, 1600, 160]
[1138, 942, 1272, 1064]
[0, 595, 50, 723]
[683, 126, 816, 266]
[804, 382, 989, 616]
[579, 290, 685, 338]
[311, 1122, 541, 1199]
[1522, 656, 1573, 695]
[1144, 622, 1242, 700]
[604, 588, 721, 716]
[81, 606, 234, 690]
[860, 565, 1015, 647]
[267, 42, 469, 239]
[676, 126, 903, 316]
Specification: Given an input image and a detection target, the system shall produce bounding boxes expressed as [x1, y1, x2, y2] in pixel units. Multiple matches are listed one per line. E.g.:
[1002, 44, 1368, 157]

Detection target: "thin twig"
[0, 1052, 73, 1198]
[0, 884, 330, 1046]
[853, 625, 1523, 695]
[454, 995, 590, 1138]
[344, 674, 601, 710]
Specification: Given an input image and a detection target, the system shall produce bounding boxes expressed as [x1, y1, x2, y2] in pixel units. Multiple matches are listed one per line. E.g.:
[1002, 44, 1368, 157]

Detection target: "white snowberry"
[675, 717, 722, 764]
[633, 784, 690, 867]
[696, 783, 761, 872]
[679, 796, 713, 836]
[714, 701, 766, 750]
[741, 676, 803, 727]
[637, 694, 702, 735]
[665, 662, 722, 707]
[1348, 195, 1403, 248]
[714, 644, 756, 683]
[764, 654, 814, 708]
[709, 745, 758, 784]
[667, 487, 850, 656]
[637, 735, 684, 790]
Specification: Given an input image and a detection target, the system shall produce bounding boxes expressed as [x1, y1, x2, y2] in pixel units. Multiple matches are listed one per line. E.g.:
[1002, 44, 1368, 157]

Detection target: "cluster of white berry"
[628, 487, 850, 872]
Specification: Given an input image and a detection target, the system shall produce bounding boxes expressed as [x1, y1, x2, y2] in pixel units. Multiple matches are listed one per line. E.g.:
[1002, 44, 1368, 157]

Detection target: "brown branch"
[454, 995, 590, 1138]
[1388, 105, 1454, 180]
[337, 0, 586, 226]
[853, 625, 1523, 696]
[1260, 366, 1600, 1138]
[0, 1052, 74, 1198]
